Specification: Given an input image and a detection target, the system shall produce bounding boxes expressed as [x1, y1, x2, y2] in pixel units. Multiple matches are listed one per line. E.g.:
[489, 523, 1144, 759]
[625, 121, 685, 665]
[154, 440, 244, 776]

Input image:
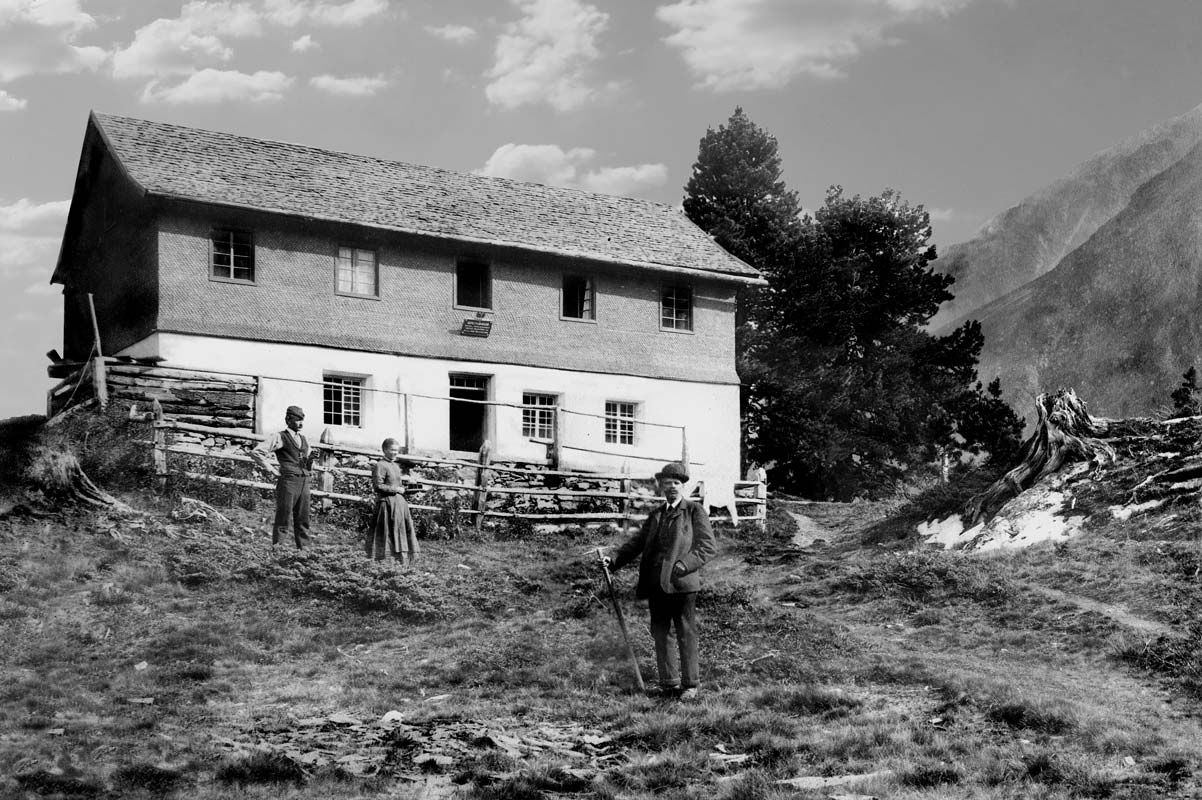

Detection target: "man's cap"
[285, 406, 305, 419]
[655, 462, 689, 482]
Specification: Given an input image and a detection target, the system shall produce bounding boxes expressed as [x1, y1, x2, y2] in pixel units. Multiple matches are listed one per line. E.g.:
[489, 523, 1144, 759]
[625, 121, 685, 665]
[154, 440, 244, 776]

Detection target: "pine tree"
[682, 107, 802, 282]
[1170, 366, 1202, 416]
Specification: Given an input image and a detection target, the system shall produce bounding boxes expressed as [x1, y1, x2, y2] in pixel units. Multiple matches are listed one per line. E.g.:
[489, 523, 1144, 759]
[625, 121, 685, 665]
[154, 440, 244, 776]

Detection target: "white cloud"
[0, 198, 69, 231]
[478, 144, 668, 197]
[263, 0, 387, 27]
[290, 33, 318, 51]
[112, 0, 387, 81]
[0, 0, 105, 83]
[111, 1, 263, 79]
[927, 207, 955, 222]
[485, 0, 610, 112]
[310, 73, 388, 96]
[656, 0, 977, 91]
[0, 0, 94, 30]
[0, 89, 25, 110]
[142, 69, 293, 104]
[427, 23, 477, 44]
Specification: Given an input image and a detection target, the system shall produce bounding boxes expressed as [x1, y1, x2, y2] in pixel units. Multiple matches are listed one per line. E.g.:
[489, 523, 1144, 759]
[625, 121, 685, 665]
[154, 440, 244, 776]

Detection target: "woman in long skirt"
[367, 438, 419, 565]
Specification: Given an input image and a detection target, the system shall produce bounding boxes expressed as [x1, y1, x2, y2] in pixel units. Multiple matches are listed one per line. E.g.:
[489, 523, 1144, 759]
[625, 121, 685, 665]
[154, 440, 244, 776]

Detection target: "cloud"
[0, 89, 25, 110]
[0, 0, 105, 83]
[112, 1, 388, 81]
[111, 1, 262, 79]
[426, 23, 477, 44]
[656, 0, 977, 91]
[478, 144, 668, 197]
[142, 69, 293, 104]
[262, 0, 387, 27]
[927, 207, 955, 222]
[485, 0, 610, 112]
[0, 198, 69, 231]
[290, 33, 317, 51]
[309, 73, 388, 96]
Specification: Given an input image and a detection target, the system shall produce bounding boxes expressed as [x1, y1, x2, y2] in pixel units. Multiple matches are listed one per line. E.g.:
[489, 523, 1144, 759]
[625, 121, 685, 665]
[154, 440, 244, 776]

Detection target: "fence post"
[695, 479, 706, 514]
[151, 399, 168, 491]
[620, 460, 632, 537]
[755, 480, 767, 530]
[473, 439, 491, 533]
[550, 406, 564, 469]
[318, 427, 336, 511]
[680, 427, 689, 471]
[403, 393, 414, 454]
[86, 292, 108, 410]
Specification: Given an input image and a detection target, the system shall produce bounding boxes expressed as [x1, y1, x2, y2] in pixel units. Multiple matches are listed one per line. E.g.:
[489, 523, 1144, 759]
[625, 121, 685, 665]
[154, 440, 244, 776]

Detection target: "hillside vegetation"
[4, 412, 1202, 798]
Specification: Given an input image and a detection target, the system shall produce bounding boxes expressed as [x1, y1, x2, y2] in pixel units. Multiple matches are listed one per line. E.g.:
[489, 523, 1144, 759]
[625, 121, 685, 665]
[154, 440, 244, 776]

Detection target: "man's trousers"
[273, 473, 311, 548]
[648, 591, 699, 689]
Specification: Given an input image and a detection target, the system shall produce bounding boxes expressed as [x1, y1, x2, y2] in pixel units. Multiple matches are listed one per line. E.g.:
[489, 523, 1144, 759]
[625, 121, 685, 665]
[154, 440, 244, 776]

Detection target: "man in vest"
[252, 405, 315, 549]
[607, 462, 716, 699]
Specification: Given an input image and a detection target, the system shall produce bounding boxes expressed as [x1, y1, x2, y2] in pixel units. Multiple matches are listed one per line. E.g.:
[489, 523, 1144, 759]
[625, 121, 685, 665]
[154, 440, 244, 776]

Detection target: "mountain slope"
[931, 102, 1202, 329]
[969, 137, 1202, 418]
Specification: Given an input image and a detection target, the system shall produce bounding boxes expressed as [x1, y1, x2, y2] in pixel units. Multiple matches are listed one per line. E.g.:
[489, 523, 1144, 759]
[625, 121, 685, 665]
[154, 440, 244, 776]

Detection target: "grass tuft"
[111, 762, 186, 793]
[216, 750, 306, 785]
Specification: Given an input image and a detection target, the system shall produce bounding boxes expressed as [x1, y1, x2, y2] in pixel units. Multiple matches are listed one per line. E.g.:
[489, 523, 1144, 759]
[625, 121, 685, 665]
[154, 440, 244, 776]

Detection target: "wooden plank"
[105, 364, 256, 385]
[473, 441, 491, 533]
[166, 414, 255, 429]
[106, 374, 256, 393]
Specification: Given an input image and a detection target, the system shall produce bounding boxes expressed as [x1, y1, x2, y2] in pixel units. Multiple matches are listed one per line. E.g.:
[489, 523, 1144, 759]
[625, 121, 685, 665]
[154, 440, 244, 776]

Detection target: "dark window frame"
[323, 374, 365, 427]
[455, 259, 493, 310]
[210, 228, 255, 284]
[604, 400, 637, 446]
[660, 283, 693, 332]
[561, 274, 597, 322]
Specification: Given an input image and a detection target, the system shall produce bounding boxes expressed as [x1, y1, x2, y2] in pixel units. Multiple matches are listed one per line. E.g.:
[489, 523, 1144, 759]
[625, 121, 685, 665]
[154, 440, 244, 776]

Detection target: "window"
[456, 260, 492, 309]
[605, 401, 636, 445]
[522, 393, 557, 440]
[337, 247, 377, 297]
[211, 229, 254, 282]
[660, 284, 693, 331]
[323, 375, 363, 426]
[562, 275, 595, 320]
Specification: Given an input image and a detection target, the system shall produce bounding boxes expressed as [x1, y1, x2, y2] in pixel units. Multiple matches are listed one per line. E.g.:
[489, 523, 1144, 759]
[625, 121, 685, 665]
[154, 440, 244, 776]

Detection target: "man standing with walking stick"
[604, 462, 716, 700]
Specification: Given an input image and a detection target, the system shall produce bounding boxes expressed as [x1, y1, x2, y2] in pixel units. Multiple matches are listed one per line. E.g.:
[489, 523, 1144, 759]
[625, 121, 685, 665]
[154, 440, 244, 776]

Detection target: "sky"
[2, 0, 1202, 418]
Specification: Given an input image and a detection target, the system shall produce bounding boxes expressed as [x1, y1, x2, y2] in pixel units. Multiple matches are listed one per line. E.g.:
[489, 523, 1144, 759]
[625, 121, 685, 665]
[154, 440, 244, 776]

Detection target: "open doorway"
[449, 374, 490, 452]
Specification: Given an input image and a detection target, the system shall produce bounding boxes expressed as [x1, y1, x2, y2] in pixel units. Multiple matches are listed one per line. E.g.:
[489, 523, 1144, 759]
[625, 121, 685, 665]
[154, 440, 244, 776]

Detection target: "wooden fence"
[145, 411, 767, 528]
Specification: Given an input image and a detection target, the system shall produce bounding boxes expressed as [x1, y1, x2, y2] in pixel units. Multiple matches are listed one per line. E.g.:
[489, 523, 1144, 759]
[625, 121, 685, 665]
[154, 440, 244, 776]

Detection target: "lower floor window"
[605, 401, 636, 445]
[324, 375, 363, 426]
[522, 393, 557, 440]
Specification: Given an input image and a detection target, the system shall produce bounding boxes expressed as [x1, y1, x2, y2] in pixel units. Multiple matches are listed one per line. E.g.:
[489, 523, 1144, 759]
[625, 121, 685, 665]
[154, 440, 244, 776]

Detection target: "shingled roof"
[86, 112, 762, 283]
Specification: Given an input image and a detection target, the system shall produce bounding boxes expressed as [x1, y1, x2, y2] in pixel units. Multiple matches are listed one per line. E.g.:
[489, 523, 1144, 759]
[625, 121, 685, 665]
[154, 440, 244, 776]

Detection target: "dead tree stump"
[962, 389, 1116, 525]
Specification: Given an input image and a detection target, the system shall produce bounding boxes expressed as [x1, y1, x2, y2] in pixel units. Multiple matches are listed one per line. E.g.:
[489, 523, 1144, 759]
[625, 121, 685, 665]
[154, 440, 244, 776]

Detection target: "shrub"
[216, 751, 305, 785]
[112, 763, 185, 793]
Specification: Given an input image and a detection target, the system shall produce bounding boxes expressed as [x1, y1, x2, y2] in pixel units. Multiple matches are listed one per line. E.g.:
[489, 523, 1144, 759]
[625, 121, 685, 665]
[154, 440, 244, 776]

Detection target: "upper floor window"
[337, 247, 378, 297]
[660, 284, 693, 331]
[456, 259, 492, 309]
[562, 275, 595, 320]
[323, 375, 363, 427]
[605, 401, 636, 445]
[522, 392, 557, 440]
[211, 229, 254, 282]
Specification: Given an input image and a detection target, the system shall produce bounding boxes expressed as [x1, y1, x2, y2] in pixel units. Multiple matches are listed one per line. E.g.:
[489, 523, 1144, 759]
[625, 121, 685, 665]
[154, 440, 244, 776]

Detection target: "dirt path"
[784, 509, 830, 548]
[1018, 582, 1178, 639]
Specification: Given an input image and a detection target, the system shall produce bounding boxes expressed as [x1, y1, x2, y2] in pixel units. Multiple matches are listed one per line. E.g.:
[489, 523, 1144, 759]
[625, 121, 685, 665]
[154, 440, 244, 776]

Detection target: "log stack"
[107, 363, 257, 429]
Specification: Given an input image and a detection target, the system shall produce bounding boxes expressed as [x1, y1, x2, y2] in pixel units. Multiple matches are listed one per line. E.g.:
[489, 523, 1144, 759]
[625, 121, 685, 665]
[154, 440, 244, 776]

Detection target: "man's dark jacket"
[612, 497, 716, 597]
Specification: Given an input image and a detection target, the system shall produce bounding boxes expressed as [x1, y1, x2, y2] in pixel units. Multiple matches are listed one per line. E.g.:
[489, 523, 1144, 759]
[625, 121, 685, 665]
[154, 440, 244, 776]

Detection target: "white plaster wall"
[119, 333, 743, 506]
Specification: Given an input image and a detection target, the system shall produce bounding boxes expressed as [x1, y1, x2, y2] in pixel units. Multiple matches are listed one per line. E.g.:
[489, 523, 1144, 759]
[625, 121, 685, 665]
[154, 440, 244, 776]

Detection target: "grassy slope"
[4, 444, 1202, 798]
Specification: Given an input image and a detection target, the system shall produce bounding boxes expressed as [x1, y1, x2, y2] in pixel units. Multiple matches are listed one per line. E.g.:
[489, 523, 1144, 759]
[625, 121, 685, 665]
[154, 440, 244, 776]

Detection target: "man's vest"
[277, 429, 311, 477]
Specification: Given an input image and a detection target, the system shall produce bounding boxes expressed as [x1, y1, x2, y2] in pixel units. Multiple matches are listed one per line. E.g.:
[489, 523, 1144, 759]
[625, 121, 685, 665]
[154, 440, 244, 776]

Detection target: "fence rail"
[145, 409, 766, 527]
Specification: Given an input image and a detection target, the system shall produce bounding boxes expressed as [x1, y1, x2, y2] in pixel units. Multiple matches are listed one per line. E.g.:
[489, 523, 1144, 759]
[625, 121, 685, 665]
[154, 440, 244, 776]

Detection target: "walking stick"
[594, 547, 645, 693]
